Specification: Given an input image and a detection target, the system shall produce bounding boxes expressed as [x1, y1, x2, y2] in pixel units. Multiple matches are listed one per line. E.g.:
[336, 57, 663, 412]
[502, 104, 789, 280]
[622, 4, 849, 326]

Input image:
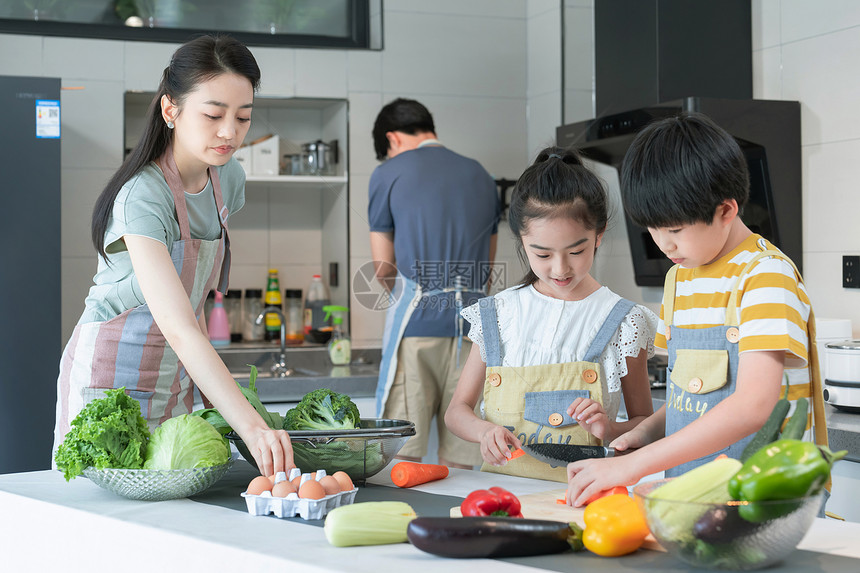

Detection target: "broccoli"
[283, 388, 361, 431]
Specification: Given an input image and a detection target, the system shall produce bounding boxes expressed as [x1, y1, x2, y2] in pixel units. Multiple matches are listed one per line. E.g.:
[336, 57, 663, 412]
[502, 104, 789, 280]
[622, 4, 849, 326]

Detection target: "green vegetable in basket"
[54, 387, 150, 481]
[283, 388, 360, 431]
[728, 438, 846, 522]
[191, 365, 283, 434]
[144, 414, 231, 470]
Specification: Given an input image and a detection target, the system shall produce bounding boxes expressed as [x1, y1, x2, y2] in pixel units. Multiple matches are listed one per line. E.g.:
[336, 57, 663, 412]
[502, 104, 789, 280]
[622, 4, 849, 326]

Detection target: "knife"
[521, 443, 615, 468]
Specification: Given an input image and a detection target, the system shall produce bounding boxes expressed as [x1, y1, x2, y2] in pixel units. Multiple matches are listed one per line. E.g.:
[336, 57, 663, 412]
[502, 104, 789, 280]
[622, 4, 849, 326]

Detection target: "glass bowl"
[227, 418, 415, 481]
[82, 458, 233, 501]
[633, 478, 823, 570]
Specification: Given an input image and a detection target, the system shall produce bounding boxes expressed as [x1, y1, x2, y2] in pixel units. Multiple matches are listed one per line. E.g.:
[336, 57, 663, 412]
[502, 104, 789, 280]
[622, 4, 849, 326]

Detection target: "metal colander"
[82, 459, 234, 501]
[227, 418, 415, 481]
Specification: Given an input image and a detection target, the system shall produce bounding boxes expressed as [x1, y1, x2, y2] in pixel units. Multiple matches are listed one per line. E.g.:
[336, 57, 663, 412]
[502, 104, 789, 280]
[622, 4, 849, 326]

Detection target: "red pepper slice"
[460, 486, 524, 518]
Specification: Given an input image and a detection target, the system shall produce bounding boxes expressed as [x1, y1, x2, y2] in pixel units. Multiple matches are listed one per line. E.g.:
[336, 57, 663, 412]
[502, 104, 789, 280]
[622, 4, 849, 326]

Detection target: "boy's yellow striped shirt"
[655, 235, 811, 369]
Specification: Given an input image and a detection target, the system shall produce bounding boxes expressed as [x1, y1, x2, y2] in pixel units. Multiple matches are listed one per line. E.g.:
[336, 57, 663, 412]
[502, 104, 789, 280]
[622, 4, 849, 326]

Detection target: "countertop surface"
[2, 460, 860, 572]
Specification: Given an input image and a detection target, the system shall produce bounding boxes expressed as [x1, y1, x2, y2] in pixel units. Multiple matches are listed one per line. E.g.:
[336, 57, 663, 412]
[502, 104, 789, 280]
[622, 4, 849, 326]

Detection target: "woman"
[54, 35, 293, 476]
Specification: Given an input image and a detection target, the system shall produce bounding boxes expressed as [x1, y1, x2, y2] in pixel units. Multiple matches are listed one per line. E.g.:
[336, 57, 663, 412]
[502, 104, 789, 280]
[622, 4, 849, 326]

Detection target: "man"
[368, 98, 501, 469]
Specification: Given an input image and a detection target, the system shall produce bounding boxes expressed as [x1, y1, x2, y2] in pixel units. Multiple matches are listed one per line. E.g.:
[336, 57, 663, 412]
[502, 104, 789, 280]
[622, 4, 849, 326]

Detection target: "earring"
[166, 121, 174, 129]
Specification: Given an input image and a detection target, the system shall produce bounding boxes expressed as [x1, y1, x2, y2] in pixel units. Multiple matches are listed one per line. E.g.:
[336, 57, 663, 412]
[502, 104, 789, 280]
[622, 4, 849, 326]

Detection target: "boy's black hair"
[619, 111, 750, 228]
[509, 146, 610, 288]
[372, 98, 436, 161]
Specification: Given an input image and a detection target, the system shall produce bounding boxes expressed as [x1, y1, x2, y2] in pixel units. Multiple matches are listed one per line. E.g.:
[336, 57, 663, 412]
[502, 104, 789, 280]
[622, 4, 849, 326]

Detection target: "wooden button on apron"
[548, 413, 564, 426]
[726, 327, 740, 343]
[488, 373, 502, 387]
[582, 369, 598, 384]
[687, 377, 704, 393]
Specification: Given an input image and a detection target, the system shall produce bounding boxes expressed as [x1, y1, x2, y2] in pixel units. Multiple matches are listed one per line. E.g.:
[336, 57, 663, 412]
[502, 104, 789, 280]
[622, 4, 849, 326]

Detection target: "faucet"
[255, 306, 294, 377]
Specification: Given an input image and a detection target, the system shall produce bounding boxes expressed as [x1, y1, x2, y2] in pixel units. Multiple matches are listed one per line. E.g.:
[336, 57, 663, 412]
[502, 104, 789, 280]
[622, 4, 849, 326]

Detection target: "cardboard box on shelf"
[250, 134, 280, 176]
[233, 144, 253, 175]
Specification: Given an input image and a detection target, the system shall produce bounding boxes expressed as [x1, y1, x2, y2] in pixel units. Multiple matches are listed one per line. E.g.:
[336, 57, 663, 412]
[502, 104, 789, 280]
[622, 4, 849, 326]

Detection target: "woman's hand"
[566, 455, 639, 507]
[567, 397, 611, 441]
[478, 424, 522, 466]
[239, 426, 295, 478]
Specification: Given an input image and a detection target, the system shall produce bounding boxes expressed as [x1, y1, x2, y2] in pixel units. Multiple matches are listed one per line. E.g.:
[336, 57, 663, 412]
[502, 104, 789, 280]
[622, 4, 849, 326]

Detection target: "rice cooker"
[823, 340, 860, 413]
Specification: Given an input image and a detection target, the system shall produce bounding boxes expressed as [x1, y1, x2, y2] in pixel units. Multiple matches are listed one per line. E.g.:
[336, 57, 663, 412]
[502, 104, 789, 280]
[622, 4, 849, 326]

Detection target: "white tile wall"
[754, 0, 860, 335]
[0, 1, 540, 345]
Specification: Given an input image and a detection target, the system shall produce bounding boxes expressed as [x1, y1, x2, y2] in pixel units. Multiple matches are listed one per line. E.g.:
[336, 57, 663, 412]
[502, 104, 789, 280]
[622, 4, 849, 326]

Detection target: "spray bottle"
[322, 305, 351, 365]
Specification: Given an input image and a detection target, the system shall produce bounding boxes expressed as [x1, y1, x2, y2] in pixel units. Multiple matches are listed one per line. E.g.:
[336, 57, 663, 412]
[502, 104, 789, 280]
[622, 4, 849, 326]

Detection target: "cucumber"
[780, 397, 809, 440]
[740, 398, 790, 462]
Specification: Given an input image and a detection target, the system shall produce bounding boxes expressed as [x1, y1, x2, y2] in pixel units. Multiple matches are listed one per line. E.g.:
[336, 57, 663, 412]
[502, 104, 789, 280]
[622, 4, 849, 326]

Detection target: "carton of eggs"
[241, 468, 358, 520]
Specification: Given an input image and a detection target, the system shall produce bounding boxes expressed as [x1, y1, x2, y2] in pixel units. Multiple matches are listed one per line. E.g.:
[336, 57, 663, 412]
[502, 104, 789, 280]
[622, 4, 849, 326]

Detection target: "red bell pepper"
[460, 486, 524, 518]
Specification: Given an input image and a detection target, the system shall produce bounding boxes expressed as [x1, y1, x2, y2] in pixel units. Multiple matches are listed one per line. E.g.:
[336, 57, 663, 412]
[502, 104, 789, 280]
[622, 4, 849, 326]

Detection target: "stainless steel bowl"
[227, 418, 415, 481]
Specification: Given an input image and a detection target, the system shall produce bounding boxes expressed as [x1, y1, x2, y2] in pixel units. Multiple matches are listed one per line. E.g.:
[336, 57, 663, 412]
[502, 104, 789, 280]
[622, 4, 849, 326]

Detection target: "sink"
[215, 344, 381, 403]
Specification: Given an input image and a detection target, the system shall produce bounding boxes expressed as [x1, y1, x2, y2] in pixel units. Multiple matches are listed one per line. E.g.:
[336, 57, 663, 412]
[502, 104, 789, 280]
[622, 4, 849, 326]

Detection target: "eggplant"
[407, 516, 580, 559]
[693, 505, 760, 544]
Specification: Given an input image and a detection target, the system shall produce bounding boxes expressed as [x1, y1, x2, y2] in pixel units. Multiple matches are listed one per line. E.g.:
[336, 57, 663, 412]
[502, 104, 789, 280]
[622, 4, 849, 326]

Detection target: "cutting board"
[450, 489, 663, 552]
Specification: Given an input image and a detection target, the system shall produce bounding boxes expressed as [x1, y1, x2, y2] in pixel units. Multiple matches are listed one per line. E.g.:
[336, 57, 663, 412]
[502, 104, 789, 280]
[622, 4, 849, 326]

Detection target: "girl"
[53, 35, 293, 477]
[445, 147, 657, 482]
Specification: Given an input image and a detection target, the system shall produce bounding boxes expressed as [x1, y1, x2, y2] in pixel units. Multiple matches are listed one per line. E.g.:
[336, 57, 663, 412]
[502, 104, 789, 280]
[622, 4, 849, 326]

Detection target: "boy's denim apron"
[663, 246, 829, 480]
[478, 295, 635, 482]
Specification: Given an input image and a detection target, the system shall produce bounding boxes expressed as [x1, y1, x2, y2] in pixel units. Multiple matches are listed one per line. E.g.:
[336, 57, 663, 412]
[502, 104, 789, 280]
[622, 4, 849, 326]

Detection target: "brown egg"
[247, 475, 273, 496]
[291, 475, 303, 489]
[332, 471, 354, 492]
[298, 479, 326, 500]
[267, 474, 276, 484]
[271, 480, 297, 498]
[318, 475, 341, 495]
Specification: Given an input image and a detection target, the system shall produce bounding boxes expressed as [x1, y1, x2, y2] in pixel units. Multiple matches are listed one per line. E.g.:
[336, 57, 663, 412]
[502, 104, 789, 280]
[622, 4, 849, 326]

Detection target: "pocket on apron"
[523, 389, 590, 428]
[81, 387, 154, 418]
[669, 348, 729, 395]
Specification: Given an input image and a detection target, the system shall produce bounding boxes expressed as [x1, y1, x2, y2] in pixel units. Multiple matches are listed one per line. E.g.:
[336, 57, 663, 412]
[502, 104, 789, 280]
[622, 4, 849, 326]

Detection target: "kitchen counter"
[2, 462, 860, 572]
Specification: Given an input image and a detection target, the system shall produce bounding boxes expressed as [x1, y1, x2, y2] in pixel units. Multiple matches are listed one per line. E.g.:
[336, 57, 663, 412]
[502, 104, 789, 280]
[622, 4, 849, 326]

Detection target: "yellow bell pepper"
[582, 493, 650, 557]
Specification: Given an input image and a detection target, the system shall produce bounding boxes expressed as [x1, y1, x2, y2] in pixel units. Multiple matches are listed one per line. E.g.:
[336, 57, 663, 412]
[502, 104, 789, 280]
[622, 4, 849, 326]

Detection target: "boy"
[566, 112, 823, 506]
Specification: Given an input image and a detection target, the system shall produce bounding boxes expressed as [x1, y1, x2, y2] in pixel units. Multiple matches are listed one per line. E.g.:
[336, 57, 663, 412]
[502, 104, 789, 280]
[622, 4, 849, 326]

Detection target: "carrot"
[390, 462, 449, 488]
[508, 448, 526, 460]
[585, 486, 629, 505]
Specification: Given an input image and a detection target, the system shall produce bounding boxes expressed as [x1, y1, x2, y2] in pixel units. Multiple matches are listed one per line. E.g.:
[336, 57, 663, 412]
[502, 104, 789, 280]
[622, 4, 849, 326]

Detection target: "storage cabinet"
[123, 93, 350, 309]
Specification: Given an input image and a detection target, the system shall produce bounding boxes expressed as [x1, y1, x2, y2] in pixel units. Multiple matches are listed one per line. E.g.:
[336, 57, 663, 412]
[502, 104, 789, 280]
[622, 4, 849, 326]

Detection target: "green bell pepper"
[728, 439, 846, 523]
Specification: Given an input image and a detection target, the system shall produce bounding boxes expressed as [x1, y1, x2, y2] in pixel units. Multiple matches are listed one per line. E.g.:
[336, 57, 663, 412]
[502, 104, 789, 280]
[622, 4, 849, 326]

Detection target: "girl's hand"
[609, 424, 652, 452]
[478, 425, 522, 466]
[239, 426, 295, 477]
[567, 397, 610, 440]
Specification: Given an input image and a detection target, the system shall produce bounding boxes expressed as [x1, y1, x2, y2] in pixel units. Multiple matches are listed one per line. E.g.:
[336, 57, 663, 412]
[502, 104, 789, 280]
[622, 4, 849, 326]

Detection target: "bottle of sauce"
[304, 274, 331, 343]
[264, 269, 282, 341]
[243, 288, 265, 342]
[284, 289, 304, 346]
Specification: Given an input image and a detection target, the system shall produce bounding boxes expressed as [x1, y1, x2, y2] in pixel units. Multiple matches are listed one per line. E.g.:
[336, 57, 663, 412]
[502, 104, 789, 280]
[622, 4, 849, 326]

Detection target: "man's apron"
[663, 245, 829, 478]
[374, 275, 473, 415]
[53, 150, 232, 452]
[478, 295, 636, 482]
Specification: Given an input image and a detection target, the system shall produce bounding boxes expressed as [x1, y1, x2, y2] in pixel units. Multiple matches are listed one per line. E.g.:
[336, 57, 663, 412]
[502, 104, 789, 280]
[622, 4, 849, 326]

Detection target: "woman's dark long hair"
[508, 146, 610, 287]
[91, 35, 261, 260]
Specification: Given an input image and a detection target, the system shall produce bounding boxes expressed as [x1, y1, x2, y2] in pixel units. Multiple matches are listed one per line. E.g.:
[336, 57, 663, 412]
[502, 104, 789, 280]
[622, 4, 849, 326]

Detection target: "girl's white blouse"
[461, 285, 659, 419]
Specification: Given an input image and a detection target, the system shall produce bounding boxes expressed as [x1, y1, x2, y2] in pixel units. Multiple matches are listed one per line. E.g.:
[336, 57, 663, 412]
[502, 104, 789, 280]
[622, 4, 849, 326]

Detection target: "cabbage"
[143, 414, 231, 469]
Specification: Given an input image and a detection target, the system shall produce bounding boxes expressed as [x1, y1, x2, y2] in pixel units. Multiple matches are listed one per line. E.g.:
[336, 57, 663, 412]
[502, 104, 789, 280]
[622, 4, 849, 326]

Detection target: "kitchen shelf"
[245, 175, 348, 185]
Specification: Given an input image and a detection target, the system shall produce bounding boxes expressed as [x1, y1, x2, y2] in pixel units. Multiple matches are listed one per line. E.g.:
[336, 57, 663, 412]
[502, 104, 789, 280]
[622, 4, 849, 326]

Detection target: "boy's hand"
[478, 425, 522, 466]
[566, 456, 639, 508]
[567, 397, 610, 440]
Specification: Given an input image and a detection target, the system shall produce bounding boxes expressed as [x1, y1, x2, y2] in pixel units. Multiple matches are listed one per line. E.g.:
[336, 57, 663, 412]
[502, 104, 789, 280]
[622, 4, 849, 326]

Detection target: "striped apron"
[53, 150, 232, 453]
[478, 295, 636, 482]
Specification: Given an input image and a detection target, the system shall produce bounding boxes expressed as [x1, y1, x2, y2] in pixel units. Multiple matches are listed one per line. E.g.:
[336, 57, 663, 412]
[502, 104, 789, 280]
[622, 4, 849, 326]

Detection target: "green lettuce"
[143, 414, 231, 470]
[54, 387, 150, 481]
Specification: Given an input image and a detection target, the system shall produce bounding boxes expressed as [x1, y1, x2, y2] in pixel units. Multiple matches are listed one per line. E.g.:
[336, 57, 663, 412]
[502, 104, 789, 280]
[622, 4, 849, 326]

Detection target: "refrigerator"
[0, 76, 61, 473]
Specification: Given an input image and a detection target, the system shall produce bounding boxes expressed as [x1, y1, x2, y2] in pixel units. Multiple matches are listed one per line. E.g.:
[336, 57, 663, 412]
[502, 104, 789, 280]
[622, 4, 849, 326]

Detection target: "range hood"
[557, 0, 801, 288]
